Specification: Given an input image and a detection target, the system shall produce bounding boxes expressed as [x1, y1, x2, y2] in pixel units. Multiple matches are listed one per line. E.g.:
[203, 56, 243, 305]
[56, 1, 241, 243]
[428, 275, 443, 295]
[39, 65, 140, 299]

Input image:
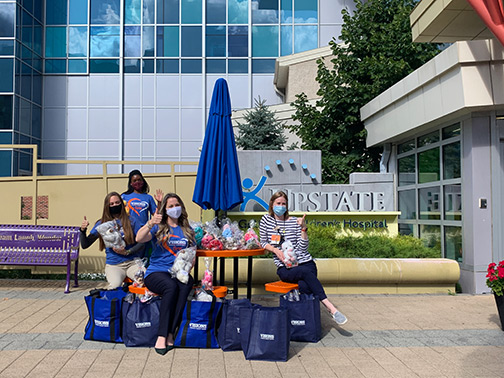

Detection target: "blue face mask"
[273, 206, 287, 217]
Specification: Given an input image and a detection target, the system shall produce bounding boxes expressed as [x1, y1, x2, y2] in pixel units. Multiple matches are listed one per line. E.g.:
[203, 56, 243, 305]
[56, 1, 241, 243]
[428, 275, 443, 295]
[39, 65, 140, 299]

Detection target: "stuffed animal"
[95, 220, 126, 249]
[132, 258, 146, 287]
[244, 222, 260, 250]
[281, 240, 298, 268]
[201, 257, 213, 291]
[201, 234, 214, 249]
[208, 238, 223, 251]
[170, 246, 196, 284]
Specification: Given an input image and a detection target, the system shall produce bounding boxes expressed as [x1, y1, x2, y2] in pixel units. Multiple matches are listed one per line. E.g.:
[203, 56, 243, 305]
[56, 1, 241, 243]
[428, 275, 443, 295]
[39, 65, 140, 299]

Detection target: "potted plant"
[486, 261, 504, 331]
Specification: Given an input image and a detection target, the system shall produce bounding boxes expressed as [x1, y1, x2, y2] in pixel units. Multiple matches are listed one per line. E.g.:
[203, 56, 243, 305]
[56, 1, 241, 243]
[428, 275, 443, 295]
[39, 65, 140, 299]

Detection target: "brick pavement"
[0, 279, 503, 377]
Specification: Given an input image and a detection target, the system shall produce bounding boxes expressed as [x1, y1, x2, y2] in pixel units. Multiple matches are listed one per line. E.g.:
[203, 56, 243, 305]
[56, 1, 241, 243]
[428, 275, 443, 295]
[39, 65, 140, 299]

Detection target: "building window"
[396, 123, 462, 260]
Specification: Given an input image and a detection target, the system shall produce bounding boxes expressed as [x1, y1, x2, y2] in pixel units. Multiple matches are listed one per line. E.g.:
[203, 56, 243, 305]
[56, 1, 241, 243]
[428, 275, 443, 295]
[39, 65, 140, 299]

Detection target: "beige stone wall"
[284, 59, 323, 103]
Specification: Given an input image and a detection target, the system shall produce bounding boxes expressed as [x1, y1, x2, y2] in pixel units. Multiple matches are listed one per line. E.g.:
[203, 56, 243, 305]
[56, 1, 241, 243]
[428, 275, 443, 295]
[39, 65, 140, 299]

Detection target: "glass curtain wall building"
[0, 0, 353, 176]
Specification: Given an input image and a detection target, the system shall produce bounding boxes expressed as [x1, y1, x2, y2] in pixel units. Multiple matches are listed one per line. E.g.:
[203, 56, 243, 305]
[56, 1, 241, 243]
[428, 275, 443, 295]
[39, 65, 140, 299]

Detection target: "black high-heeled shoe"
[154, 345, 174, 355]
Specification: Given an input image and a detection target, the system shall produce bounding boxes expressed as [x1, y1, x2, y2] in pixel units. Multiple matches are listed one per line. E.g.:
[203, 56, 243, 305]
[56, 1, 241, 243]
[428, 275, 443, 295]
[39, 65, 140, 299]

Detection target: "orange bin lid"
[264, 281, 299, 294]
[128, 285, 148, 295]
[212, 286, 228, 298]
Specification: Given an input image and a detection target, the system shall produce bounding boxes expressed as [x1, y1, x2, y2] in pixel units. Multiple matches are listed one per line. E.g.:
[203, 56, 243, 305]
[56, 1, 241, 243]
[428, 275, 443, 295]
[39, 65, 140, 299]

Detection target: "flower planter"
[494, 294, 504, 331]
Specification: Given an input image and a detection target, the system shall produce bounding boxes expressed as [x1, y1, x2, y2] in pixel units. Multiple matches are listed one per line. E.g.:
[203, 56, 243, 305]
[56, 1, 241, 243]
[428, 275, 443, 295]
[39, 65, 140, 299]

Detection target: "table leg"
[233, 257, 238, 299]
[247, 256, 253, 299]
[213, 257, 218, 282]
[194, 257, 199, 283]
[219, 256, 225, 286]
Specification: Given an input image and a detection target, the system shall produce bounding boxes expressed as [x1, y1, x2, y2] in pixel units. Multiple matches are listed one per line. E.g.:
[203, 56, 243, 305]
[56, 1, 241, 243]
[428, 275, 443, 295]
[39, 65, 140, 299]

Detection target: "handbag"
[217, 298, 257, 351]
[121, 296, 161, 347]
[84, 288, 128, 343]
[239, 305, 291, 361]
[174, 294, 222, 348]
[280, 292, 321, 342]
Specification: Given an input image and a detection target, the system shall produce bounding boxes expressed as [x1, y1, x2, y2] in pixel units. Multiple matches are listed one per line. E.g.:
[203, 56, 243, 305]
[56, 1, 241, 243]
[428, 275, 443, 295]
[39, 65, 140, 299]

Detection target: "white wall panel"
[156, 76, 180, 106]
[252, 75, 282, 105]
[180, 141, 201, 159]
[181, 75, 203, 106]
[88, 141, 119, 157]
[67, 76, 88, 107]
[67, 108, 87, 139]
[227, 75, 250, 109]
[43, 108, 66, 140]
[124, 108, 141, 139]
[156, 141, 179, 157]
[156, 108, 179, 139]
[142, 108, 155, 139]
[66, 141, 87, 158]
[42, 141, 66, 158]
[88, 108, 120, 139]
[89, 76, 120, 107]
[181, 108, 203, 139]
[124, 141, 141, 157]
[43, 76, 67, 107]
[142, 76, 155, 106]
[124, 75, 141, 106]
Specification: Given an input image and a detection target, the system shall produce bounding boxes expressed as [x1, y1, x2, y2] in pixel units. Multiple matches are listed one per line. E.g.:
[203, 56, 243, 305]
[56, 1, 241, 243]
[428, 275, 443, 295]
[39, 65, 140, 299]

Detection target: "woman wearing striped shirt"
[259, 191, 348, 325]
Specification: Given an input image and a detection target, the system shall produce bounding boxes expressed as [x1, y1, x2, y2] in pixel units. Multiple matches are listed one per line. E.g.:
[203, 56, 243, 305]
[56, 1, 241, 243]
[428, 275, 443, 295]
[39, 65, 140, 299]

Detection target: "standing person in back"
[80, 192, 146, 289]
[122, 169, 162, 226]
[136, 193, 196, 355]
[259, 191, 348, 325]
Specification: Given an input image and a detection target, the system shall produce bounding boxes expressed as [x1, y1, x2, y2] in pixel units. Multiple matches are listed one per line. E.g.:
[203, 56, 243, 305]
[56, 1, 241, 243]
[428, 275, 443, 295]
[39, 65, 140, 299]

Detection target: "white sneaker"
[333, 311, 348, 325]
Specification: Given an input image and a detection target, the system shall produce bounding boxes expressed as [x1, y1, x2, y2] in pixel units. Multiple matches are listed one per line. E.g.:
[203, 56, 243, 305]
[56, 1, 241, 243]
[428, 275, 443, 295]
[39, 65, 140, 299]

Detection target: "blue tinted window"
[33, 23, 42, 55]
[89, 59, 120, 73]
[207, 0, 225, 24]
[206, 59, 225, 73]
[252, 26, 278, 57]
[91, 0, 120, 24]
[32, 104, 41, 139]
[0, 96, 13, 130]
[68, 27, 88, 57]
[228, 26, 247, 57]
[124, 58, 141, 73]
[22, 11, 32, 49]
[0, 59, 14, 92]
[125, 26, 141, 57]
[32, 56, 42, 72]
[45, 59, 66, 73]
[228, 59, 247, 73]
[32, 72, 42, 104]
[20, 152, 31, 172]
[68, 59, 87, 73]
[181, 26, 201, 57]
[0, 151, 12, 176]
[125, 0, 141, 24]
[252, 0, 278, 24]
[24, 0, 33, 15]
[228, 0, 247, 24]
[294, 0, 317, 23]
[22, 46, 32, 67]
[294, 25, 317, 53]
[143, 59, 155, 73]
[0, 3, 15, 37]
[144, 0, 155, 23]
[45, 27, 67, 57]
[181, 59, 201, 73]
[90, 26, 120, 57]
[70, 0, 88, 24]
[0, 40, 14, 56]
[252, 59, 275, 73]
[281, 25, 291, 55]
[46, 0, 67, 25]
[157, 0, 179, 24]
[206, 26, 225, 57]
[281, 0, 292, 22]
[0, 132, 12, 144]
[143, 26, 155, 57]
[156, 59, 179, 73]
[181, 0, 201, 24]
[157, 26, 179, 57]
[33, 0, 43, 22]
[21, 63, 31, 100]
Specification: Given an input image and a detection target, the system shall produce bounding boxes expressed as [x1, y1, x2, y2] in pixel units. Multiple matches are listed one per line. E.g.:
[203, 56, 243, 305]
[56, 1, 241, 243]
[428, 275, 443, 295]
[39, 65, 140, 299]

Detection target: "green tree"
[290, 0, 441, 183]
[236, 97, 287, 150]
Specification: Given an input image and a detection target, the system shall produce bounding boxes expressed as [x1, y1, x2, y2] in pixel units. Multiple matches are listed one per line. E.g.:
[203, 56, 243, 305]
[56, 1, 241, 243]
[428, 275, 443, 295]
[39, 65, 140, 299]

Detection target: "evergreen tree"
[236, 97, 287, 150]
[290, 0, 441, 183]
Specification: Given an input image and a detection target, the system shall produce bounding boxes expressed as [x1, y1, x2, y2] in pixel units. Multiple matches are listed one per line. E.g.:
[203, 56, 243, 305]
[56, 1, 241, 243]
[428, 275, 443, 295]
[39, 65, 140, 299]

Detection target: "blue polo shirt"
[145, 225, 189, 276]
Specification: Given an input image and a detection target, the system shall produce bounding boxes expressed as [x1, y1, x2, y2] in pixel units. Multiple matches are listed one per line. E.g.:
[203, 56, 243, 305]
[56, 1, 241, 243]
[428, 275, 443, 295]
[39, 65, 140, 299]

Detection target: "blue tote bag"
[280, 293, 321, 342]
[174, 296, 222, 348]
[217, 298, 258, 351]
[239, 306, 290, 361]
[84, 288, 128, 343]
[121, 297, 161, 347]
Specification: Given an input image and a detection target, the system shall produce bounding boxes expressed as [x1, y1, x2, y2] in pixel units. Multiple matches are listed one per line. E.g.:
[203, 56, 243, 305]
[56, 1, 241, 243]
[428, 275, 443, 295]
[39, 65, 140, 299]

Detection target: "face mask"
[110, 204, 122, 215]
[273, 205, 287, 217]
[166, 206, 182, 219]
[131, 181, 143, 191]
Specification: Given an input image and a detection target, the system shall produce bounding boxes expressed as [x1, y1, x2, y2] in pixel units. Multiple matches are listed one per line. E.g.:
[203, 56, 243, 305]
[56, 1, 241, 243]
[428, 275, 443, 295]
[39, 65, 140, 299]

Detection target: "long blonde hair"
[155, 193, 195, 246]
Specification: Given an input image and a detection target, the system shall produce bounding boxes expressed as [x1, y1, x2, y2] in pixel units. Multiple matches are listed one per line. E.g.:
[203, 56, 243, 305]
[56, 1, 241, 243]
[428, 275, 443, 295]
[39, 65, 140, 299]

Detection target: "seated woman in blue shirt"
[80, 192, 145, 289]
[121, 169, 161, 226]
[136, 192, 195, 355]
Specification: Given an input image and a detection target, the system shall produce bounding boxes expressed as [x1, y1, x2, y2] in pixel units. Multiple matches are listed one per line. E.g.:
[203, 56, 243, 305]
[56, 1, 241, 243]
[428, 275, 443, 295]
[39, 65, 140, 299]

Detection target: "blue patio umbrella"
[193, 78, 243, 211]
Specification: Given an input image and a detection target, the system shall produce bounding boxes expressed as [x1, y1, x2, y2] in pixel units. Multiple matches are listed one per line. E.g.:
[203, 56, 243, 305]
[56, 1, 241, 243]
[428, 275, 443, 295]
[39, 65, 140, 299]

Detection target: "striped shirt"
[259, 214, 311, 268]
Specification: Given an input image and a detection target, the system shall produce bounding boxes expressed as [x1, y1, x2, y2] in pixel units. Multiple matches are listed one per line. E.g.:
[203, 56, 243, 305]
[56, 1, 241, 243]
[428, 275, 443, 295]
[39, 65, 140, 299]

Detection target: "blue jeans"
[276, 260, 327, 301]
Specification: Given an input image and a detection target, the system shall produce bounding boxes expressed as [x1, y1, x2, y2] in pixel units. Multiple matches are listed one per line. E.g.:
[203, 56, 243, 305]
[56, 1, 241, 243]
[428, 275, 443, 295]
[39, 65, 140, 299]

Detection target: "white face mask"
[166, 206, 182, 219]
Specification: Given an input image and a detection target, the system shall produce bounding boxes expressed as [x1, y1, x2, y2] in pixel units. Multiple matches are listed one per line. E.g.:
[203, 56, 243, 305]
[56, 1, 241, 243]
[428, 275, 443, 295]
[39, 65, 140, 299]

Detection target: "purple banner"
[0, 229, 66, 249]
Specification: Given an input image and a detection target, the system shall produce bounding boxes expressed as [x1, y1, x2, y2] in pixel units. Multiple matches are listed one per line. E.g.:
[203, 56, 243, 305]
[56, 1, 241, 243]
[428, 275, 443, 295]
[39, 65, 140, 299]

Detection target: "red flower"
[489, 275, 498, 282]
[498, 266, 504, 278]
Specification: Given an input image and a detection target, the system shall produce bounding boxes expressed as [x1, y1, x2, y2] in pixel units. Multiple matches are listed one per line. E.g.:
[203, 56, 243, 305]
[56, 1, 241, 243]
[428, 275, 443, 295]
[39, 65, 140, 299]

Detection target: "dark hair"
[123, 169, 150, 194]
[268, 191, 289, 218]
[156, 193, 195, 246]
[98, 192, 134, 251]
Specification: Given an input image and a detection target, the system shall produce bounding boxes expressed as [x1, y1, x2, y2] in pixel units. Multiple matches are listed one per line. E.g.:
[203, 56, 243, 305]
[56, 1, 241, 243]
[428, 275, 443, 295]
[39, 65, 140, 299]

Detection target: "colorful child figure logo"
[241, 176, 268, 211]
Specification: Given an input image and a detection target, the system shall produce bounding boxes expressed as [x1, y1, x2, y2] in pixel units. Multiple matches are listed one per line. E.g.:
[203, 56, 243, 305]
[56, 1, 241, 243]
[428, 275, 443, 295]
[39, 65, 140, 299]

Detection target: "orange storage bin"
[264, 281, 299, 294]
[212, 286, 228, 298]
